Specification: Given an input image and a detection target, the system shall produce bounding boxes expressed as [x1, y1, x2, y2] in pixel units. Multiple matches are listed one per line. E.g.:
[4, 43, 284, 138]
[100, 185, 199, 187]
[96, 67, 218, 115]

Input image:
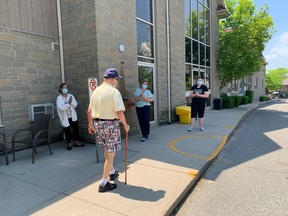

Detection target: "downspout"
[56, 0, 65, 83]
[166, 0, 171, 123]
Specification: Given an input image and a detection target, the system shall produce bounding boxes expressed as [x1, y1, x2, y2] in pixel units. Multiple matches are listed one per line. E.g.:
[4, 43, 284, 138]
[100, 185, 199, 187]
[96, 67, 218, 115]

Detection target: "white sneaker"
[200, 127, 205, 131]
[187, 126, 194, 132]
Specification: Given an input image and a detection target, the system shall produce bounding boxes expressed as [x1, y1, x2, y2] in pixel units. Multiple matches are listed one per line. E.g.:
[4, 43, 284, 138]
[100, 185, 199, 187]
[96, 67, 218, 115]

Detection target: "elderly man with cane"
[87, 68, 130, 193]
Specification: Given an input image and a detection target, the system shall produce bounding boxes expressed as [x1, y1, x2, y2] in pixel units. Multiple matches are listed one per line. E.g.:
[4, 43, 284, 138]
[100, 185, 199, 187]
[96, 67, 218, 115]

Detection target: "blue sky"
[253, 0, 288, 71]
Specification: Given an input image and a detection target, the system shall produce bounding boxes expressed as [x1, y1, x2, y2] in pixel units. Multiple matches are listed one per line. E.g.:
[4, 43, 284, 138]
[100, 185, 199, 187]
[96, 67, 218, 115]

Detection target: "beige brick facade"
[1, 0, 232, 146]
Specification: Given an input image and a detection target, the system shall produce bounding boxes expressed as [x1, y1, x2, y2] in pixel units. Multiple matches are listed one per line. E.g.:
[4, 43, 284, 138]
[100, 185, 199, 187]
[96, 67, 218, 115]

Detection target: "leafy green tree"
[266, 68, 288, 92]
[217, 0, 274, 90]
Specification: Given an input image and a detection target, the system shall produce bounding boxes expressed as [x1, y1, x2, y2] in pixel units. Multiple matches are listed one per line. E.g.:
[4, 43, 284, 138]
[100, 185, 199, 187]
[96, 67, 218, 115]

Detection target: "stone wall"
[0, 28, 61, 148]
[61, 0, 139, 142]
[210, 0, 222, 99]
[61, 0, 218, 139]
[154, 0, 186, 124]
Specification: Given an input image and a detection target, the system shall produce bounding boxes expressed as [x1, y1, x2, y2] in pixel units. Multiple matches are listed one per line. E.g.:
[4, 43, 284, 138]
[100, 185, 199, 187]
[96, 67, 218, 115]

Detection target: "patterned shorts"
[93, 120, 121, 153]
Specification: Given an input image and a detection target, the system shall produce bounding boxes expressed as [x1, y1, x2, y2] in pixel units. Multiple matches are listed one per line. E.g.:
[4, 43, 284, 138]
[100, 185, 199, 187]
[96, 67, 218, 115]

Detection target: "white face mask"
[62, 88, 68, 94]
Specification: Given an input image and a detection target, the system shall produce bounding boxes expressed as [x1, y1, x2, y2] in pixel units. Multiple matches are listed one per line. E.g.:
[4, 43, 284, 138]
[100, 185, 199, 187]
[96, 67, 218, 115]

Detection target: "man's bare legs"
[103, 150, 115, 180]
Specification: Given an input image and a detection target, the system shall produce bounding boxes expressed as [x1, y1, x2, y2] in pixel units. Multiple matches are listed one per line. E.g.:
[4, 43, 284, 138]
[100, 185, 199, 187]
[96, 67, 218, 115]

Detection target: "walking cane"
[124, 131, 128, 185]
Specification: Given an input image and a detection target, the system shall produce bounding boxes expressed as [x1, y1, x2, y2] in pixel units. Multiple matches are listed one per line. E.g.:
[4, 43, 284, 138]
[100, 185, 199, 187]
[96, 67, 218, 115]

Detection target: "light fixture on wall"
[118, 44, 125, 53]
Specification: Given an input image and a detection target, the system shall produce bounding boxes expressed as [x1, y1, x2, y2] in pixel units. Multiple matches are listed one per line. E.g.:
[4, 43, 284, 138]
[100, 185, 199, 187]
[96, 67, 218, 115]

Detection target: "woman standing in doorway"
[134, 80, 153, 142]
[56, 83, 85, 150]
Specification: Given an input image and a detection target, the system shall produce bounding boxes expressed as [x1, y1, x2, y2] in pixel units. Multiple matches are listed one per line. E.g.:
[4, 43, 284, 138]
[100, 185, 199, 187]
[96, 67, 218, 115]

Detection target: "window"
[185, 0, 211, 87]
[255, 78, 258, 89]
[185, 0, 210, 66]
[136, 0, 154, 61]
[136, 0, 153, 22]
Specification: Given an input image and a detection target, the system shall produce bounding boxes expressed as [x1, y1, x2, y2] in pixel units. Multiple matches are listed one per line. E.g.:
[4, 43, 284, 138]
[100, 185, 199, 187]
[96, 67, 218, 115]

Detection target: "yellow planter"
[176, 106, 191, 124]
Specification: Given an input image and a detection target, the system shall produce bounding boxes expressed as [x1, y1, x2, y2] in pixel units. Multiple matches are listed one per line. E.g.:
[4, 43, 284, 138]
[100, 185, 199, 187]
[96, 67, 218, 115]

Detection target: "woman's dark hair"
[59, 83, 68, 93]
[139, 79, 148, 88]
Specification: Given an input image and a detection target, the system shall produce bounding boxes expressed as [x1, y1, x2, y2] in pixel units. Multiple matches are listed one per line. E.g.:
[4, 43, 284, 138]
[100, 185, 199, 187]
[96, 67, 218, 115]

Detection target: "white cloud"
[265, 32, 288, 63]
[278, 32, 288, 44]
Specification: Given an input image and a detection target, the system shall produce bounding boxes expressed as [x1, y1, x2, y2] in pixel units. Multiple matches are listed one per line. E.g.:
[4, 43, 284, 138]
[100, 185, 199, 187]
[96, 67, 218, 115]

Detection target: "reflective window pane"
[205, 68, 210, 89]
[202, 0, 208, 6]
[192, 0, 198, 39]
[136, 0, 153, 23]
[138, 65, 154, 121]
[193, 68, 199, 84]
[200, 43, 205, 66]
[206, 46, 210, 66]
[185, 0, 191, 37]
[137, 20, 153, 57]
[192, 40, 199, 64]
[205, 7, 210, 44]
[138, 66, 154, 94]
[185, 37, 192, 63]
[199, 3, 205, 42]
[137, 57, 154, 63]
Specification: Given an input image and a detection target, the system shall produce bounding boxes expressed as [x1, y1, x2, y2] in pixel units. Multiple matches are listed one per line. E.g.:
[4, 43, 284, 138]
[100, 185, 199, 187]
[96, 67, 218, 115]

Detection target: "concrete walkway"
[0, 102, 265, 216]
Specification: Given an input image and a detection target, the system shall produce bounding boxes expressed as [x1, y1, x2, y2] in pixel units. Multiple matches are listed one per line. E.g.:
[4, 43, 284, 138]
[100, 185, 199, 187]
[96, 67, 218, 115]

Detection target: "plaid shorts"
[93, 120, 121, 153]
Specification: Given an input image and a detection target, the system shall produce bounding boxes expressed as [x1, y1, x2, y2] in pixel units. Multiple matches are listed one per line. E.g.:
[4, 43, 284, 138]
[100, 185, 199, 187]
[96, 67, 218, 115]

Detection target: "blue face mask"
[62, 88, 68, 94]
[142, 84, 147, 89]
[197, 81, 202, 85]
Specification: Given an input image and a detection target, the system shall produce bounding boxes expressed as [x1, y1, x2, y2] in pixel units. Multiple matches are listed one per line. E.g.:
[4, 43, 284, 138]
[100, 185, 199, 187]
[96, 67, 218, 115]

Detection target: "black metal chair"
[12, 114, 53, 164]
[0, 131, 9, 165]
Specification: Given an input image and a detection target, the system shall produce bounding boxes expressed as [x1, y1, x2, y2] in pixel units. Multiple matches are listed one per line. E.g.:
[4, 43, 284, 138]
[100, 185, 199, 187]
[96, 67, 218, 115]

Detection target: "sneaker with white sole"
[109, 170, 119, 181]
[187, 126, 194, 132]
[98, 181, 117, 193]
[200, 127, 205, 131]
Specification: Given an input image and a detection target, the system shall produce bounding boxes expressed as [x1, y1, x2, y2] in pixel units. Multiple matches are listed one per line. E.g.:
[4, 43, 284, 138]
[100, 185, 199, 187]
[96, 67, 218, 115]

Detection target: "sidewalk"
[0, 102, 264, 216]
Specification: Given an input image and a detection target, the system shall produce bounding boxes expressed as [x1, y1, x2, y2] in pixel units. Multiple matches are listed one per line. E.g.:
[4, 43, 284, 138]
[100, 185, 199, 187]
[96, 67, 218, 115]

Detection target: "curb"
[169, 102, 265, 216]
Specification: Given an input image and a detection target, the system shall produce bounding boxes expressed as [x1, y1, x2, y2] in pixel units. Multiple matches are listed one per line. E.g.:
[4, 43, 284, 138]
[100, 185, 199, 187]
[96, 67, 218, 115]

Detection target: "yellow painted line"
[207, 136, 228, 160]
[188, 169, 199, 177]
[169, 135, 228, 161]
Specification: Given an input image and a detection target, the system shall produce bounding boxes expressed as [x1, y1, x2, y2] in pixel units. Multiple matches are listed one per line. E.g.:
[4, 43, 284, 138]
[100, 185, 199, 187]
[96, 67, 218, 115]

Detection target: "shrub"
[232, 96, 242, 107]
[259, 96, 269, 101]
[222, 96, 235, 109]
[241, 96, 249, 105]
[245, 90, 254, 103]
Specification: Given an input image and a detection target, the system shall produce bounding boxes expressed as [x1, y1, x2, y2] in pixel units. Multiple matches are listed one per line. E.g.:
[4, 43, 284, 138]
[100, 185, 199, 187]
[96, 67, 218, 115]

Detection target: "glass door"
[137, 62, 157, 124]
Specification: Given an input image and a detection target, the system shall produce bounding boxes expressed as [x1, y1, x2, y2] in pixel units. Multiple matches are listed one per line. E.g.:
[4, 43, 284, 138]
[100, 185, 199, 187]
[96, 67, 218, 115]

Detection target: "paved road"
[176, 100, 288, 216]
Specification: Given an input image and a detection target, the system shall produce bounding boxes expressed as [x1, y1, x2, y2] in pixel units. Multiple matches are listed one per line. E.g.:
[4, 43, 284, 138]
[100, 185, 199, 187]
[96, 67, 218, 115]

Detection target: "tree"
[266, 68, 288, 92]
[217, 0, 274, 90]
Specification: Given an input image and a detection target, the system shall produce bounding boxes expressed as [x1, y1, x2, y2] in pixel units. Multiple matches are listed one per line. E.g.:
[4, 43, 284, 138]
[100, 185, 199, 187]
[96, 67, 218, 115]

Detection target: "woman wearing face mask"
[134, 80, 153, 142]
[187, 77, 209, 132]
[56, 83, 84, 150]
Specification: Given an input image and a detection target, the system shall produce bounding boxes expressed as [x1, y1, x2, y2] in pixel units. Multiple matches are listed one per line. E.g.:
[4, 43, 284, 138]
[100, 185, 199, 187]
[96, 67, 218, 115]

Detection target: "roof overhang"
[216, 0, 230, 19]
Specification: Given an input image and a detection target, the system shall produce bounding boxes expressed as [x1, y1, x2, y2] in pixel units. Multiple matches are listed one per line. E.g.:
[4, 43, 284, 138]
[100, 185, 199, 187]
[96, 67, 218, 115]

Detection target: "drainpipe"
[56, 0, 65, 83]
[166, 0, 171, 123]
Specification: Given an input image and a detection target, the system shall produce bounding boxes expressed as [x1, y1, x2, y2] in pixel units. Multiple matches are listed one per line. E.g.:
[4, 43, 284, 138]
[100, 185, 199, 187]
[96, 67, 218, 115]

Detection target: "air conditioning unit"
[28, 103, 54, 121]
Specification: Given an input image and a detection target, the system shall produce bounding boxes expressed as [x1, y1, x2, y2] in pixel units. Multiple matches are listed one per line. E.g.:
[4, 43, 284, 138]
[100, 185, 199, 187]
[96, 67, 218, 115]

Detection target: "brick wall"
[0, 28, 61, 148]
[210, 0, 222, 99]
[61, 0, 139, 141]
[60, 0, 222, 138]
